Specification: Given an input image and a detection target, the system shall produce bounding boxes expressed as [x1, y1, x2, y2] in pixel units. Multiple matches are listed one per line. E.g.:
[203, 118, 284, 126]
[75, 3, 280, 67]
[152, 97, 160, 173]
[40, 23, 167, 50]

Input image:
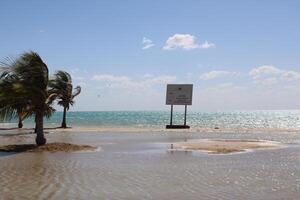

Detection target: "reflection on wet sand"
[0, 130, 300, 200]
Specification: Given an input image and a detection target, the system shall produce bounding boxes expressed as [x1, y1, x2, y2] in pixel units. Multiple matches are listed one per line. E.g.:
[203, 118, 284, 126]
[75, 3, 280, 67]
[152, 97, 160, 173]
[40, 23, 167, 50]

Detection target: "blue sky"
[1, 0, 300, 111]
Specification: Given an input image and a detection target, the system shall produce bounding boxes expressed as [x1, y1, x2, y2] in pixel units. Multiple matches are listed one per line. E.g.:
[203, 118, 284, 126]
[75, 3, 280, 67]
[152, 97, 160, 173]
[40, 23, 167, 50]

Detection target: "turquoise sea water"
[1, 110, 300, 130]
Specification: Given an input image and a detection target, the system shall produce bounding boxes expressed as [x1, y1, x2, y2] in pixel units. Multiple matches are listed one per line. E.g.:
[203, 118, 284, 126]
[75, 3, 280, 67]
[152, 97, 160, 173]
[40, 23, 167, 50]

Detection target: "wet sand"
[0, 129, 299, 200]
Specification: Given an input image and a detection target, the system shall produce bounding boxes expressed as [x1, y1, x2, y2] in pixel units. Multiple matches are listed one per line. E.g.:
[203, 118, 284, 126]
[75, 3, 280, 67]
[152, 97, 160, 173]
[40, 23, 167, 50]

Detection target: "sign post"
[170, 104, 173, 126]
[184, 105, 187, 126]
[166, 84, 193, 129]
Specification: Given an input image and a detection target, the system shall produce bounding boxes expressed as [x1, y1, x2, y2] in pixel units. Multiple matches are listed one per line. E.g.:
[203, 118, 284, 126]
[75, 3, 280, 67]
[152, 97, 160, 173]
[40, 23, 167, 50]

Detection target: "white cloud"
[200, 41, 215, 49]
[281, 71, 300, 81]
[92, 75, 135, 89]
[163, 34, 215, 50]
[142, 37, 155, 50]
[71, 75, 85, 81]
[249, 65, 281, 79]
[143, 73, 154, 78]
[143, 75, 176, 85]
[92, 74, 176, 89]
[200, 70, 236, 80]
[92, 74, 131, 82]
[249, 65, 300, 85]
[163, 34, 198, 50]
[204, 82, 246, 93]
[261, 77, 278, 85]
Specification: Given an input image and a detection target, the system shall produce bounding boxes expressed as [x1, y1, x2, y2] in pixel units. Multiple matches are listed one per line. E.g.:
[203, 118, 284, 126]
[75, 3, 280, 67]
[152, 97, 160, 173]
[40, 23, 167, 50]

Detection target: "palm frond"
[72, 86, 81, 98]
[0, 51, 50, 122]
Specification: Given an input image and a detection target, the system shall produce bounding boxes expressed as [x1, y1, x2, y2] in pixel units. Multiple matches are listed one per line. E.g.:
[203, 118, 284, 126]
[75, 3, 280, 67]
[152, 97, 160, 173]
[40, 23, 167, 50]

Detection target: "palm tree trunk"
[34, 115, 37, 133]
[61, 106, 67, 128]
[35, 110, 46, 146]
[18, 115, 23, 128]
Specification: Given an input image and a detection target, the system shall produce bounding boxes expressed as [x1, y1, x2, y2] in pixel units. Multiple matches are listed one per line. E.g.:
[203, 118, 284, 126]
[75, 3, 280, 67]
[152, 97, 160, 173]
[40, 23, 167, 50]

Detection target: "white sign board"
[166, 84, 193, 105]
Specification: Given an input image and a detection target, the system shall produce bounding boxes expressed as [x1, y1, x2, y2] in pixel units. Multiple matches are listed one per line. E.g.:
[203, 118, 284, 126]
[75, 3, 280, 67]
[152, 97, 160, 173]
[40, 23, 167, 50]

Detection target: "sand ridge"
[172, 139, 280, 154]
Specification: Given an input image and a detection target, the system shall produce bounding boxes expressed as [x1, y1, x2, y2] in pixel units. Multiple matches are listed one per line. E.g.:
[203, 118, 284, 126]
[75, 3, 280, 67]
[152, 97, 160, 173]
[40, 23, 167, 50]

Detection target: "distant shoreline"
[1, 126, 300, 135]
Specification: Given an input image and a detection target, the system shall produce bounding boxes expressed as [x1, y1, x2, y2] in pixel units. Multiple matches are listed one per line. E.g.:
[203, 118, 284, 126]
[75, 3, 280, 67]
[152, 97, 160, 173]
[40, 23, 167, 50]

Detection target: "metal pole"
[184, 105, 187, 126]
[170, 104, 173, 125]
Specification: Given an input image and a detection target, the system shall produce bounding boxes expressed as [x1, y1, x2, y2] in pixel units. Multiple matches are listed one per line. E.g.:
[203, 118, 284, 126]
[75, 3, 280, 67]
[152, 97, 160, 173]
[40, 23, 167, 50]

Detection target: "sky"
[1, 0, 300, 111]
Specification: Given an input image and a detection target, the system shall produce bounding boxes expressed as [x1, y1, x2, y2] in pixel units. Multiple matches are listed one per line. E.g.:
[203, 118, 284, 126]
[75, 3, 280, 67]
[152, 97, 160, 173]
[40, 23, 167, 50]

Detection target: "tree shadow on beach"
[0, 144, 36, 157]
[0, 143, 96, 156]
[0, 144, 37, 152]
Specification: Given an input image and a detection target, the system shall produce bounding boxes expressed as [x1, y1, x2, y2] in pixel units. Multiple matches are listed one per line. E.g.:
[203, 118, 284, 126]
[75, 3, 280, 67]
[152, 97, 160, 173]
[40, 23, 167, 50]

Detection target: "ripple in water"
[0, 132, 300, 200]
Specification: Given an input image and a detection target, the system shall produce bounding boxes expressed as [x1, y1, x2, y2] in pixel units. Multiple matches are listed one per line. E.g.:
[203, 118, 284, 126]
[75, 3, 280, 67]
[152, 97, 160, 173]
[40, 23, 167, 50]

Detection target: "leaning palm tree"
[49, 71, 81, 128]
[0, 66, 30, 128]
[0, 93, 55, 129]
[15, 104, 27, 128]
[0, 51, 55, 145]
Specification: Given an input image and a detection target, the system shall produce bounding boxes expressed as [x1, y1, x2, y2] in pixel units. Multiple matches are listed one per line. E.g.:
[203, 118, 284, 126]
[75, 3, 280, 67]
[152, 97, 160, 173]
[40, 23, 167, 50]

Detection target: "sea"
[1, 110, 300, 130]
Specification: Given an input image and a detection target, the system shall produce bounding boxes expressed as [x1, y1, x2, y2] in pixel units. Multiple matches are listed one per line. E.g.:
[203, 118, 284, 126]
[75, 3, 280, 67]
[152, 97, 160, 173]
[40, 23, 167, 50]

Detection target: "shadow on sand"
[0, 143, 96, 156]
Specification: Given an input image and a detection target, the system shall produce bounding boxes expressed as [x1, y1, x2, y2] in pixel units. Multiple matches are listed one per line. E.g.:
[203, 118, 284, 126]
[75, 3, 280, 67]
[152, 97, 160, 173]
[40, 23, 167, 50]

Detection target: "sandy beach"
[0, 128, 300, 200]
[172, 139, 280, 154]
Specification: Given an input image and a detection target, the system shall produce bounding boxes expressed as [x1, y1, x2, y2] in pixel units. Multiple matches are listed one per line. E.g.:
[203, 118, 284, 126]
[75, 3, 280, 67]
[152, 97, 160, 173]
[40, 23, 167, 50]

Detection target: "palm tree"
[49, 71, 81, 128]
[0, 51, 55, 145]
[0, 65, 26, 128]
[15, 104, 26, 128]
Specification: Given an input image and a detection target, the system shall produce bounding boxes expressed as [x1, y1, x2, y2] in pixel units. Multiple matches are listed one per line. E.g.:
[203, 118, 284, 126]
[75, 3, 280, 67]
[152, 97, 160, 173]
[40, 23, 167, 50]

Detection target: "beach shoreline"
[2, 125, 300, 134]
[0, 127, 296, 154]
